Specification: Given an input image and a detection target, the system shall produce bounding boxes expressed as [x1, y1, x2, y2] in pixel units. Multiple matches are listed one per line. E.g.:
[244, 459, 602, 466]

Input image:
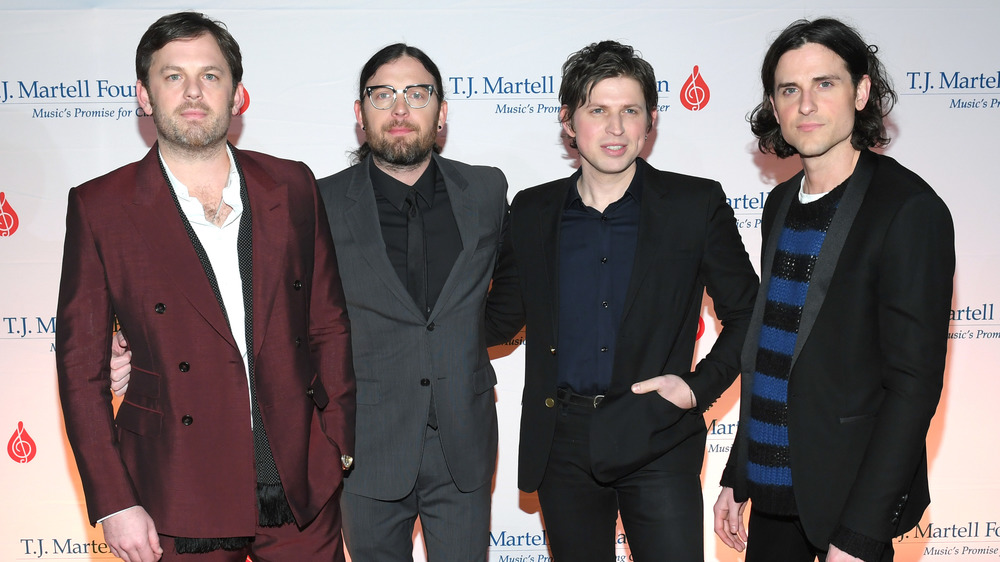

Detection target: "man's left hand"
[827, 544, 864, 562]
[631, 374, 695, 409]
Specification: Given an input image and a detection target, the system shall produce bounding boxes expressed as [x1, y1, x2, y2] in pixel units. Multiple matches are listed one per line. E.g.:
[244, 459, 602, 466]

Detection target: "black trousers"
[746, 509, 894, 562]
[536, 398, 704, 562]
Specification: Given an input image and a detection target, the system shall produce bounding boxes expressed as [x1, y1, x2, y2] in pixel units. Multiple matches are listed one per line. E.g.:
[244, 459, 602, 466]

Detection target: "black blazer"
[487, 158, 758, 491]
[722, 150, 955, 546]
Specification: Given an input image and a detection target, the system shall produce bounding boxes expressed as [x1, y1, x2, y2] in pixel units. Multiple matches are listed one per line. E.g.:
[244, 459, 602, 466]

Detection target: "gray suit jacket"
[317, 154, 508, 499]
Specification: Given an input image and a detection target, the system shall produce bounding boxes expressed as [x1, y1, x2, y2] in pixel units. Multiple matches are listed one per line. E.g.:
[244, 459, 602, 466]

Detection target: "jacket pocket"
[473, 365, 498, 394]
[116, 402, 163, 437]
[355, 378, 381, 405]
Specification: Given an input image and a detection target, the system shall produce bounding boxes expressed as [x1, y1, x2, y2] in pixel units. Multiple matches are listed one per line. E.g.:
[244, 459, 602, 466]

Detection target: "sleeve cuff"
[829, 524, 888, 562]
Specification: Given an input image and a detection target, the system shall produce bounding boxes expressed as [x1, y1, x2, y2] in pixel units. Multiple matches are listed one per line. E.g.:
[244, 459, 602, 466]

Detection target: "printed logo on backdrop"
[0, 79, 250, 119]
[903, 70, 1000, 110]
[948, 303, 998, 341]
[727, 190, 772, 231]
[707, 418, 738, 454]
[3, 316, 58, 353]
[7, 421, 36, 463]
[895, 519, 1000, 557]
[0, 78, 146, 121]
[680, 66, 710, 111]
[0, 192, 19, 236]
[450, 69, 674, 117]
[19, 537, 114, 558]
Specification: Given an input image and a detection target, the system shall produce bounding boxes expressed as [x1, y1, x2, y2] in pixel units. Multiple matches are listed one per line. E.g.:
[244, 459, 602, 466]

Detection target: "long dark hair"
[750, 18, 896, 158]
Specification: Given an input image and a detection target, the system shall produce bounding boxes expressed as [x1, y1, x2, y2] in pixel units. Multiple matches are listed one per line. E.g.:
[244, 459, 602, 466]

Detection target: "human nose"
[798, 90, 816, 114]
[390, 92, 410, 116]
[607, 112, 624, 134]
[183, 76, 202, 99]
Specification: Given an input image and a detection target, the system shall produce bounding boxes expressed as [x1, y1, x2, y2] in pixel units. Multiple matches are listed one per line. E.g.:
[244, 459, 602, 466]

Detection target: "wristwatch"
[341, 455, 354, 470]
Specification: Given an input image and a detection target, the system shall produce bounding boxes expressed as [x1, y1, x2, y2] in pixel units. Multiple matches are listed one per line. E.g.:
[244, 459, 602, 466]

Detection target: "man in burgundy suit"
[55, 12, 355, 561]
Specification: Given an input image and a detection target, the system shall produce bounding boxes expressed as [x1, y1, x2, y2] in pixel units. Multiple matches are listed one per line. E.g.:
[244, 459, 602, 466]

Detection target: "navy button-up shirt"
[556, 166, 642, 395]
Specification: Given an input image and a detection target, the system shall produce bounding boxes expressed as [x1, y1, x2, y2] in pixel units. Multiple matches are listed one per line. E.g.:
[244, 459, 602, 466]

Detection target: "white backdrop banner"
[2, 1, 998, 560]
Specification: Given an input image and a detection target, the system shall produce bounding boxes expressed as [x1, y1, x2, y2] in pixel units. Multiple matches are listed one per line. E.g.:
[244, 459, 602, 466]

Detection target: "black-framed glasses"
[364, 84, 436, 110]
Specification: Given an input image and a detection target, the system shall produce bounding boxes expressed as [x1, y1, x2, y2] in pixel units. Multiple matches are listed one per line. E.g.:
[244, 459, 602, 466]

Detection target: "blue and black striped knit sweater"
[746, 180, 845, 515]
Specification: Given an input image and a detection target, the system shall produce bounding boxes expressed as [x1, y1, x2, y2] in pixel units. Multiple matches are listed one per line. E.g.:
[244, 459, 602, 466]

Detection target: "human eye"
[373, 88, 393, 101]
[204, 73, 218, 82]
[781, 86, 797, 96]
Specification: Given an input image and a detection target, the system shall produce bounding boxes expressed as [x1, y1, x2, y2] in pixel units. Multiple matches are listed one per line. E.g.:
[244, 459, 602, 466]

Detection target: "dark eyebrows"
[158, 64, 227, 75]
[775, 73, 845, 91]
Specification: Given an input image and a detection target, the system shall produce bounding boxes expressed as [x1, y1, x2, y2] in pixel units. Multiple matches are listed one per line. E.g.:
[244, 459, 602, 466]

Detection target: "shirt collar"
[159, 145, 242, 227]
[564, 158, 645, 211]
[369, 157, 439, 212]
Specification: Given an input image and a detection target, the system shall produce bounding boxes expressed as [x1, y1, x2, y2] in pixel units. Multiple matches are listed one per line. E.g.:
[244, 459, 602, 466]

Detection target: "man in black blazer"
[713, 19, 955, 562]
[487, 41, 758, 561]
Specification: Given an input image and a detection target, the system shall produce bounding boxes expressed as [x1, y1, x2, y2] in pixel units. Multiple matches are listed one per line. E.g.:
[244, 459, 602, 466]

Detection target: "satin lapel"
[789, 150, 877, 368]
[235, 151, 289, 360]
[429, 156, 477, 322]
[125, 146, 238, 350]
[536, 180, 567, 342]
[343, 159, 424, 319]
[740, 174, 799, 380]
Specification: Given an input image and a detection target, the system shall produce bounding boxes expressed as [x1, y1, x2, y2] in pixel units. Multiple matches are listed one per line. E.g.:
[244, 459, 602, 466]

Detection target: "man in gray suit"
[316, 44, 508, 561]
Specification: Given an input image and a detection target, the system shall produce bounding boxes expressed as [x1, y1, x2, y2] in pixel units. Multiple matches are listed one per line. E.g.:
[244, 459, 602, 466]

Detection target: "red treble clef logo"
[0, 192, 19, 237]
[8, 421, 36, 463]
[680, 66, 710, 111]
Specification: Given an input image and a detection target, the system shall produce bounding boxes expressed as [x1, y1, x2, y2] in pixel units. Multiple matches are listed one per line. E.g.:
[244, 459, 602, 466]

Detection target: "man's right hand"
[101, 506, 163, 562]
[110, 331, 131, 396]
[713, 486, 748, 552]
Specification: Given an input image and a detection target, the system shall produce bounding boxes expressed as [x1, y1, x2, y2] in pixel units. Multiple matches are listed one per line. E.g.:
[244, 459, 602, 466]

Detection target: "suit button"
[181, 415, 193, 426]
[549, 346, 556, 355]
[294, 336, 303, 347]
[178, 362, 190, 372]
[306, 388, 315, 396]
[420, 379, 431, 386]
[427, 322, 435, 332]
[154, 303, 166, 314]
[293, 280, 303, 290]
[545, 398, 555, 408]
[600, 346, 608, 352]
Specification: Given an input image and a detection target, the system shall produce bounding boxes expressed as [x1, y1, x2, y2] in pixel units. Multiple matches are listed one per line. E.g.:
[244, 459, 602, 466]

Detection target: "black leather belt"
[556, 387, 604, 408]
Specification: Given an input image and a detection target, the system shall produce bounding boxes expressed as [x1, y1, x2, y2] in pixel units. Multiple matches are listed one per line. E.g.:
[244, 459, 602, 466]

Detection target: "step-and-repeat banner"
[2, 1, 998, 560]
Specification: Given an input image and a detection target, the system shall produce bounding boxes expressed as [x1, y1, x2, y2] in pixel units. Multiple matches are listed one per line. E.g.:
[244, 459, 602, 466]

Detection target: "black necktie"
[405, 189, 428, 317]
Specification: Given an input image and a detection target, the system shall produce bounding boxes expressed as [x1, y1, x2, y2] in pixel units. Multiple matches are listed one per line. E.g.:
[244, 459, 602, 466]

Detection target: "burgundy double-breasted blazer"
[56, 145, 355, 539]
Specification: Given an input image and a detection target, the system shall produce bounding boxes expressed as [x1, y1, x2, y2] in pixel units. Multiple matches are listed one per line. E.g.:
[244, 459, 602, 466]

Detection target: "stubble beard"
[151, 97, 233, 154]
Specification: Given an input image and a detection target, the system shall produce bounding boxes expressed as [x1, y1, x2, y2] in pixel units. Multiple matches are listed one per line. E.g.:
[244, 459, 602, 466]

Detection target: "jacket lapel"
[235, 149, 290, 360]
[619, 160, 666, 325]
[343, 157, 425, 319]
[429, 155, 477, 322]
[789, 150, 877, 367]
[125, 145, 238, 350]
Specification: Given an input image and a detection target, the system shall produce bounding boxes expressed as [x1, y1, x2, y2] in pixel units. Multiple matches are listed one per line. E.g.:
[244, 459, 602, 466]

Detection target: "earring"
[362, 126, 366, 131]
[438, 125, 443, 130]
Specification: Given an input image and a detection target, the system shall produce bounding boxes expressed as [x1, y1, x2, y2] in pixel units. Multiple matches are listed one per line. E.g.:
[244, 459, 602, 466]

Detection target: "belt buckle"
[592, 394, 604, 407]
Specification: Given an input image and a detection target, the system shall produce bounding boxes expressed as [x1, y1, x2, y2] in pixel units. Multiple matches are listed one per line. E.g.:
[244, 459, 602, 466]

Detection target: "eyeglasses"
[364, 84, 436, 110]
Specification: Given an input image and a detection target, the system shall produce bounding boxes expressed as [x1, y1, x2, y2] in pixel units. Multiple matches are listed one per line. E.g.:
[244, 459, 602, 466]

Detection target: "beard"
[151, 98, 233, 151]
[366, 119, 438, 167]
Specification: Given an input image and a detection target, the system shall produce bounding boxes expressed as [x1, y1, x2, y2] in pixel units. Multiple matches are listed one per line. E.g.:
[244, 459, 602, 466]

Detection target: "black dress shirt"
[556, 166, 643, 395]
[370, 158, 461, 315]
